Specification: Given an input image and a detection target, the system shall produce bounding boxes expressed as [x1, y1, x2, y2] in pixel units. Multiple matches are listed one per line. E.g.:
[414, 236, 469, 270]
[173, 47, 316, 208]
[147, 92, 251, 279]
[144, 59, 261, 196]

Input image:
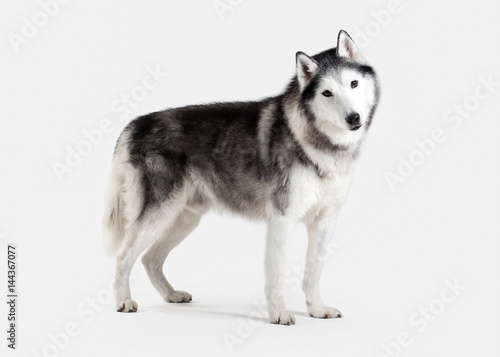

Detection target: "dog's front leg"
[265, 216, 296, 325]
[303, 214, 342, 319]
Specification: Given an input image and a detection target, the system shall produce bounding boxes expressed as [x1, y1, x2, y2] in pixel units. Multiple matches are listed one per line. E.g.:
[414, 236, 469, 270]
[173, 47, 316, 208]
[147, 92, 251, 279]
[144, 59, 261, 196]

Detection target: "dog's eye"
[351, 80, 358, 89]
[322, 90, 333, 97]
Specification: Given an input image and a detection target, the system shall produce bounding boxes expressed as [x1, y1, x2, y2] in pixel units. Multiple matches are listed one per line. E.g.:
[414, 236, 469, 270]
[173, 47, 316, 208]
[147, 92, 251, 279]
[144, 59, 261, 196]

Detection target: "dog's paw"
[269, 310, 296, 325]
[308, 305, 342, 319]
[117, 298, 138, 313]
[167, 290, 192, 303]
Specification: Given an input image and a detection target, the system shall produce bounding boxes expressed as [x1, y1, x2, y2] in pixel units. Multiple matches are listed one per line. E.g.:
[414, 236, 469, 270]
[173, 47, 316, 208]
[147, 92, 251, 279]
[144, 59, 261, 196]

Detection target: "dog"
[102, 30, 380, 325]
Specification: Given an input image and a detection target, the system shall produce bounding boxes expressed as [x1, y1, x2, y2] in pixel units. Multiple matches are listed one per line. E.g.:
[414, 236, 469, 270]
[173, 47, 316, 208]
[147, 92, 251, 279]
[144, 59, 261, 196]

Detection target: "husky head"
[294, 30, 379, 136]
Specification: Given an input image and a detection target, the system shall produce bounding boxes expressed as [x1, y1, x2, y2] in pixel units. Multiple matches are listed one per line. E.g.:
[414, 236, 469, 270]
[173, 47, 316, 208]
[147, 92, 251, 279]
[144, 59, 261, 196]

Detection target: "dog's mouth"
[349, 125, 362, 131]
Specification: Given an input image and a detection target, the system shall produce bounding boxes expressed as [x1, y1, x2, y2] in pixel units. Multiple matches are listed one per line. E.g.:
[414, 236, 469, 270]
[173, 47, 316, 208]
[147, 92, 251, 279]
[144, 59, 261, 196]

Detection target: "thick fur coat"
[102, 30, 380, 325]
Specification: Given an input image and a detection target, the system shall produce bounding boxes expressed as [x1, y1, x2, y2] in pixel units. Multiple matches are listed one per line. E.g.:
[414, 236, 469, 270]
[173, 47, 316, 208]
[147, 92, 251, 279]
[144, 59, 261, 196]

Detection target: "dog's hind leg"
[141, 210, 201, 303]
[114, 203, 188, 312]
[114, 222, 155, 312]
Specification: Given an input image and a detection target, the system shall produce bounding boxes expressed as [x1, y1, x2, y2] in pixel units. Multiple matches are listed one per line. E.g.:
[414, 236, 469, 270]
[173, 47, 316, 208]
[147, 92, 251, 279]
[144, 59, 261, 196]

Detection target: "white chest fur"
[287, 163, 353, 222]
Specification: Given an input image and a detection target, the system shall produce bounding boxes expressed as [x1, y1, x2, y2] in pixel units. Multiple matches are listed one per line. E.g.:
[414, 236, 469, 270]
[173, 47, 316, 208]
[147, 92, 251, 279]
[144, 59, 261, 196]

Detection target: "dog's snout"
[345, 113, 361, 126]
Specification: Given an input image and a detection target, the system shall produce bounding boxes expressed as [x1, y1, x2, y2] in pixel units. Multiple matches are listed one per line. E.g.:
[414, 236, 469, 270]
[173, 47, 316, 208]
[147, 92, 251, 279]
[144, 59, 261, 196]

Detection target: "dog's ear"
[296, 51, 318, 89]
[337, 30, 365, 64]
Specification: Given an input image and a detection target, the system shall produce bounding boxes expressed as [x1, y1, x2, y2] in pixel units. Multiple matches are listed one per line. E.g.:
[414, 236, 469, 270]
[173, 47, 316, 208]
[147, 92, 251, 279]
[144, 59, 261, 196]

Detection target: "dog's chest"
[286, 164, 352, 220]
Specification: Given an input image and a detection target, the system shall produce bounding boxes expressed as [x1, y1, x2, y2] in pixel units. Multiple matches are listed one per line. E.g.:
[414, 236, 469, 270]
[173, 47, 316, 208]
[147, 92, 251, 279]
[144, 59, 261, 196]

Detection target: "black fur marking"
[267, 101, 295, 214]
[127, 113, 188, 217]
[126, 101, 292, 217]
[300, 77, 320, 116]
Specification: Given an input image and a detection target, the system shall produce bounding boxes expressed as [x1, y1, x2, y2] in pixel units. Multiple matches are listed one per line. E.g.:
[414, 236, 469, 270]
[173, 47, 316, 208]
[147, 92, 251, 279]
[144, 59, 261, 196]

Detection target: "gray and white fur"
[102, 30, 380, 325]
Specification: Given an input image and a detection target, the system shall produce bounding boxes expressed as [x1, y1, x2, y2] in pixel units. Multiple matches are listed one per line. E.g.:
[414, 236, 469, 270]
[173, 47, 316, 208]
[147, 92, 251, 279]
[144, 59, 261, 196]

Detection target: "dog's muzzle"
[346, 113, 362, 131]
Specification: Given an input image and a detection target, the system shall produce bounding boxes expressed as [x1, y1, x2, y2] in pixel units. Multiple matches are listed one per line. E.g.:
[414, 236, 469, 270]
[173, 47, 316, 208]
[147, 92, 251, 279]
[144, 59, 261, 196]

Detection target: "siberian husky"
[102, 30, 380, 325]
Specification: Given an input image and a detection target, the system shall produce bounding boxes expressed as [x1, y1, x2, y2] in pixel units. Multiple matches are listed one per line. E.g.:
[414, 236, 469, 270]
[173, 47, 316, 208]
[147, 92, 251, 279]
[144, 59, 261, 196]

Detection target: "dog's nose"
[345, 113, 360, 126]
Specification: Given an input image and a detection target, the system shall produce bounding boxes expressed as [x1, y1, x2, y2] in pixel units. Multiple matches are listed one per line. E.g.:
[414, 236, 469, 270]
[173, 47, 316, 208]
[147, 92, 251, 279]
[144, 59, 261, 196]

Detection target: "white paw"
[167, 290, 192, 303]
[117, 298, 138, 313]
[269, 310, 296, 325]
[308, 305, 342, 319]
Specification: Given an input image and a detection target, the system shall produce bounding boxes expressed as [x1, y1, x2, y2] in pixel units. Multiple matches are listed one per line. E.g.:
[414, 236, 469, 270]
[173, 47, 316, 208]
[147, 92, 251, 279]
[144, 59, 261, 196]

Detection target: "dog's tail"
[102, 155, 126, 257]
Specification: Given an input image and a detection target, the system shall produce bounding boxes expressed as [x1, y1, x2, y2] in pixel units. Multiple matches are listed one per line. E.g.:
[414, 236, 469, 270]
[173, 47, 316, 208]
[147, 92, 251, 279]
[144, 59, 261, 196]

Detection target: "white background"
[1, 0, 500, 356]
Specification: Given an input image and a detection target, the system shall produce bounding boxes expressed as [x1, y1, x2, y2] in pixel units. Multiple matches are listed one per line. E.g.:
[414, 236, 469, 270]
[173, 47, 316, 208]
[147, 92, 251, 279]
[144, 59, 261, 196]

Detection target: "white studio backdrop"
[1, 0, 499, 356]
